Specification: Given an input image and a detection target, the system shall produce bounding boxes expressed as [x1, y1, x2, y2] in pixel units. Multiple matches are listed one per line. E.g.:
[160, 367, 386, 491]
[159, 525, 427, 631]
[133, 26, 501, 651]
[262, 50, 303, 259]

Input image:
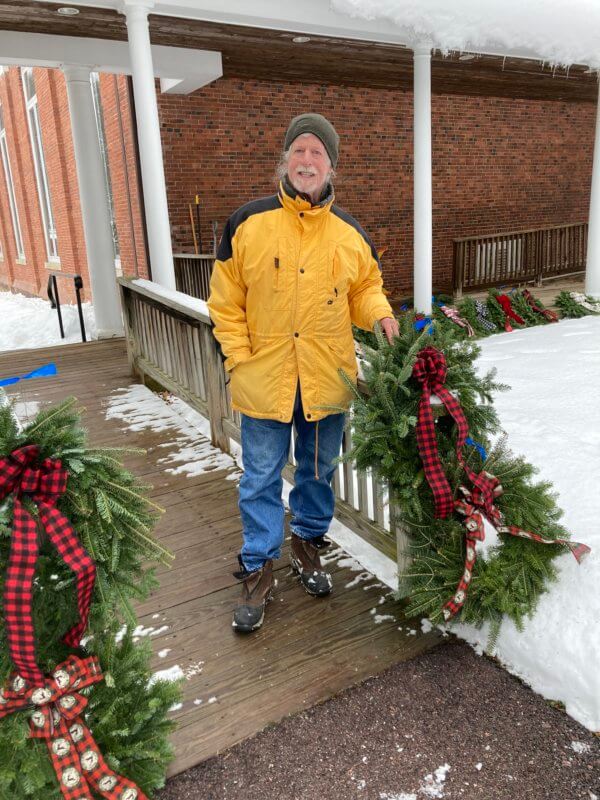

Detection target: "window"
[21, 67, 59, 262]
[0, 103, 25, 259]
[90, 71, 120, 267]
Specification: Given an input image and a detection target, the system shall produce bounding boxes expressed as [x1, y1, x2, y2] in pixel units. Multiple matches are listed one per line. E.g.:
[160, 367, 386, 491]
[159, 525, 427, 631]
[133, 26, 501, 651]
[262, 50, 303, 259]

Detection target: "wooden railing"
[118, 277, 410, 581]
[173, 253, 216, 300]
[453, 222, 588, 297]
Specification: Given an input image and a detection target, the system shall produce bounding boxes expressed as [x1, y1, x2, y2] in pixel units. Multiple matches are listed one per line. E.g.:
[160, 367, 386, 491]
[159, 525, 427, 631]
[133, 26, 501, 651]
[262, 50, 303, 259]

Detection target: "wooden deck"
[0, 338, 440, 776]
[463, 274, 585, 308]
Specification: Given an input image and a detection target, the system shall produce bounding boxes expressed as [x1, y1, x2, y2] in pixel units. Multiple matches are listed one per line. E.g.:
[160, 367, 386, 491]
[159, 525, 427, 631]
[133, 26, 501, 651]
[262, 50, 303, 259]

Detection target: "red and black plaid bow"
[0, 445, 96, 685]
[412, 347, 473, 519]
[411, 347, 590, 616]
[522, 290, 559, 322]
[496, 294, 525, 331]
[0, 655, 147, 800]
[443, 478, 591, 620]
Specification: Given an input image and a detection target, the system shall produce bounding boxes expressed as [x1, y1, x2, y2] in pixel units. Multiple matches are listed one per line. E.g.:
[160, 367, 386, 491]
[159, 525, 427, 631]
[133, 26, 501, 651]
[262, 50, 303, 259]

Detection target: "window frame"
[21, 67, 59, 263]
[0, 103, 26, 260]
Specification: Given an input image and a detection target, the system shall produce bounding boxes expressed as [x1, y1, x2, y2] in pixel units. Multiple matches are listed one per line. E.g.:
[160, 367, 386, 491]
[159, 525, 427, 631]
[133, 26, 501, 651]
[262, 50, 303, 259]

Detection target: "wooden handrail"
[453, 221, 587, 297]
[453, 220, 588, 243]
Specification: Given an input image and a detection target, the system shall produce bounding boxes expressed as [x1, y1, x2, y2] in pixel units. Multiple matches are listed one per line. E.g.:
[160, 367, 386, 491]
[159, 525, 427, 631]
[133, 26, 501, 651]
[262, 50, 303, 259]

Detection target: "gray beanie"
[284, 113, 340, 168]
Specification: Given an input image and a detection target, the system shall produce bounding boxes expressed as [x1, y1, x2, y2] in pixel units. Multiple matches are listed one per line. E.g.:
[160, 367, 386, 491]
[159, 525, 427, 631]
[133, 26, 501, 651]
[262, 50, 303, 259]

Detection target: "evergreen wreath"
[0, 397, 179, 799]
[555, 290, 600, 318]
[341, 316, 584, 648]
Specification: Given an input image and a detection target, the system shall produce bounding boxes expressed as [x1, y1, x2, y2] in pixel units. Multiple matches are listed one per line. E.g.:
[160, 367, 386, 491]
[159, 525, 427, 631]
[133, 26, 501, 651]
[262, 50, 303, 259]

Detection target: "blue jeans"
[238, 383, 346, 572]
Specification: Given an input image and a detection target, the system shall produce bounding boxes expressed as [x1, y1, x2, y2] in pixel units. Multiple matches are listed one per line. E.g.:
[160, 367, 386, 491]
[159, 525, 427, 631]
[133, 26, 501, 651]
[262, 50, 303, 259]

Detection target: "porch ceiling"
[0, 1, 597, 101]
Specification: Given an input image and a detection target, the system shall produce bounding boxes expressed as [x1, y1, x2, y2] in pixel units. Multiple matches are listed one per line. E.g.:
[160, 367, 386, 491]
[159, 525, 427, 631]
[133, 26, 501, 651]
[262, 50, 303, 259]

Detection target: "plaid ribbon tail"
[38, 502, 96, 648]
[497, 524, 591, 563]
[3, 499, 45, 685]
[541, 308, 559, 322]
[415, 387, 455, 519]
[442, 506, 483, 620]
[522, 290, 559, 322]
[43, 722, 149, 800]
[2, 656, 148, 800]
[0, 446, 96, 680]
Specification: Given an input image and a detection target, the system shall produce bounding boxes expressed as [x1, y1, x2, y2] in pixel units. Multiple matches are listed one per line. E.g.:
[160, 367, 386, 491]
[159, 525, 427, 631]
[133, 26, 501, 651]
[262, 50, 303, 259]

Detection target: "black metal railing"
[47, 271, 87, 342]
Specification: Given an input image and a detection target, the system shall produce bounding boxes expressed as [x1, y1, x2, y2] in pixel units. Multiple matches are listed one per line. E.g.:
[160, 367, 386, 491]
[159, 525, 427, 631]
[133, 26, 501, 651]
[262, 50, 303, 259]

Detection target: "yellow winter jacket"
[207, 181, 394, 423]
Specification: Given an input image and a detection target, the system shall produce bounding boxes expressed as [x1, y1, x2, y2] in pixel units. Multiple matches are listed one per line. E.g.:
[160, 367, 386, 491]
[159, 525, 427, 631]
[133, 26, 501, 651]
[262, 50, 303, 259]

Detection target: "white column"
[122, 0, 175, 289]
[62, 65, 123, 336]
[413, 42, 433, 315]
[585, 78, 600, 299]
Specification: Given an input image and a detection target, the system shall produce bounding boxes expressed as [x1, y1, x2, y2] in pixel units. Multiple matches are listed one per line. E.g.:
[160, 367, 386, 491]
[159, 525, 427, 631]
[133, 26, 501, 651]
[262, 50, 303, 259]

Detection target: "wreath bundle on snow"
[555, 290, 600, 318]
[343, 316, 589, 646]
[0, 397, 178, 799]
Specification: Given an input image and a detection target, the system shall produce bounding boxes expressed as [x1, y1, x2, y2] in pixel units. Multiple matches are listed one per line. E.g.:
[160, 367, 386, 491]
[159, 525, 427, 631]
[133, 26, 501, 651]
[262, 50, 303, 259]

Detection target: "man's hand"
[379, 316, 400, 344]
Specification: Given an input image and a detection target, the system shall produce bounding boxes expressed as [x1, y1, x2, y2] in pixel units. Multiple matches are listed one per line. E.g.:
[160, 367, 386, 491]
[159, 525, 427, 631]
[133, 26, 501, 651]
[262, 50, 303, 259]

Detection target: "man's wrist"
[224, 351, 251, 372]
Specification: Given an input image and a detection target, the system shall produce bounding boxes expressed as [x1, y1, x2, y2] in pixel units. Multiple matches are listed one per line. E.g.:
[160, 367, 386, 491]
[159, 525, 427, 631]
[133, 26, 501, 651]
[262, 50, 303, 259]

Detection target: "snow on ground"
[451, 315, 600, 731]
[104, 316, 600, 730]
[379, 764, 451, 800]
[0, 290, 96, 352]
[332, 0, 600, 68]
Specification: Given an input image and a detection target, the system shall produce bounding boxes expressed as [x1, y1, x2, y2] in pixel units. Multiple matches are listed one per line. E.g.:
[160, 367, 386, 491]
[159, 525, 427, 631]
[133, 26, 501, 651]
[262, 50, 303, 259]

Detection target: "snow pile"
[452, 315, 600, 731]
[331, 0, 600, 68]
[0, 290, 96, 352]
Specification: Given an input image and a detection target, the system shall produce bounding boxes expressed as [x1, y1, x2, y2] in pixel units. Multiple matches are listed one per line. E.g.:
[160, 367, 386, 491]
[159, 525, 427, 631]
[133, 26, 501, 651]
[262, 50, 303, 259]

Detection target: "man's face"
[287, 133, 331, 202]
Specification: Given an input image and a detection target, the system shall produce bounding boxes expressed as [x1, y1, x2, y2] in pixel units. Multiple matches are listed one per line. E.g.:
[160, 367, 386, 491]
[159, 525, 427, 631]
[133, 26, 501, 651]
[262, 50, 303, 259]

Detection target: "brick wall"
[0, 67, 595, 304]
[0, 67, 147, 305]
[157, 77, 595, 296]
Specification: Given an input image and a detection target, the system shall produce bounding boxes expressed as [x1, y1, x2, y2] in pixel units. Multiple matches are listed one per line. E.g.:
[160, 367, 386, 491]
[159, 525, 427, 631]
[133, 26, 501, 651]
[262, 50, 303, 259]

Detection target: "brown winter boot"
[232, 557, 274, 633]
[290, 533, 333, 597]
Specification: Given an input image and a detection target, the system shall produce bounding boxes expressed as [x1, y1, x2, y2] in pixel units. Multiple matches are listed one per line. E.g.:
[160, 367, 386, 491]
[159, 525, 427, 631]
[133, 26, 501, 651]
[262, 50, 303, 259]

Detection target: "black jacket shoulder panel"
[217, 195, 281, 261]
[330, 205, 381, 270]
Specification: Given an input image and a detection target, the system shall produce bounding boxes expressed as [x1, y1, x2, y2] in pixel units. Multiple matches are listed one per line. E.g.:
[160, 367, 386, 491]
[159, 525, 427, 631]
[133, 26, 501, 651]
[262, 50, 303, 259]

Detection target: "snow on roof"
[331, 0, 600, 69]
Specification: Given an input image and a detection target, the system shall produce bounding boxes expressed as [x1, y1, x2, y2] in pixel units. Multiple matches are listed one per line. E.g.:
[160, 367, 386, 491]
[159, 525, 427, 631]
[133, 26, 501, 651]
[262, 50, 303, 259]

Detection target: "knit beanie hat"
[284, 113, 340, 168]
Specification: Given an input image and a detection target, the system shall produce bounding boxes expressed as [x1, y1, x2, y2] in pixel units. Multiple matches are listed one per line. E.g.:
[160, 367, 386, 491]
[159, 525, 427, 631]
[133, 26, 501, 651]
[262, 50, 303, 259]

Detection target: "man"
[207, 113, 399, 633]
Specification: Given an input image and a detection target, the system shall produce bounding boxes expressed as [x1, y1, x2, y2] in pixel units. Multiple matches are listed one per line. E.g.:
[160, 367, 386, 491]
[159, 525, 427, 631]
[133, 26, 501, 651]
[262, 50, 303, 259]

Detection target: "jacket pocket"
[272, 237, 293, 309]
[326, 337, 358, 382]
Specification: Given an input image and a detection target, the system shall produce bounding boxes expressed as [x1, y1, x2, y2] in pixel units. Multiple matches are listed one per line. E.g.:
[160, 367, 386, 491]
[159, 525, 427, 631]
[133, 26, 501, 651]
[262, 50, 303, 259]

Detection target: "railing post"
[535, 230, 543, 286]
[453, 240, 463, 299]
[119, 284, 142, 380]
[201, 325, 230, 454]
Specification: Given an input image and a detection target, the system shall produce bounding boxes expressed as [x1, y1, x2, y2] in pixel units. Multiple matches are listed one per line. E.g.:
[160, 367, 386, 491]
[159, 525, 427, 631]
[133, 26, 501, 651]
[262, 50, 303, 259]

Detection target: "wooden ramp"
[0, 339, 440, 776]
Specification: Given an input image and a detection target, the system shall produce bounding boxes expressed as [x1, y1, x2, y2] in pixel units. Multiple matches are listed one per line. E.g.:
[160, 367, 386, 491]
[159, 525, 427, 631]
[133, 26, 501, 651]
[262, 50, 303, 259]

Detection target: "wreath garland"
[0, 396, 179, 800]
[344, 315, 589, 647]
